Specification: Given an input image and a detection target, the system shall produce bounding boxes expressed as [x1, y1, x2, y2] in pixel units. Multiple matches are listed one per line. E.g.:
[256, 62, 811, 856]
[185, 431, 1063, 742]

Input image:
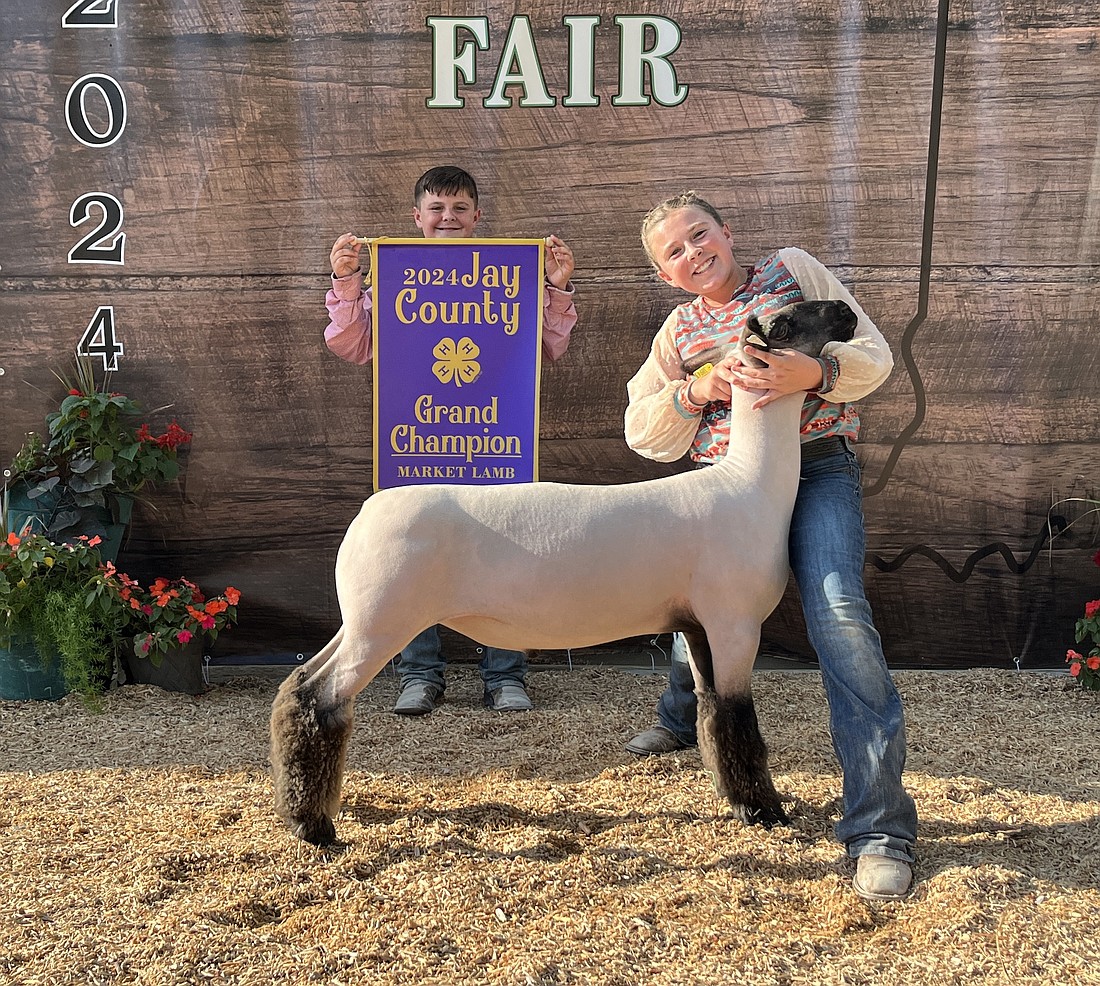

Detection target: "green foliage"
[0, 532, 124, 707]
[5, 355, 191, 543]
[0, 529, 241, 704]
[42, 589, 117, 709]
[0, 532, 111, 644]
[1054, 496, 1100, 693]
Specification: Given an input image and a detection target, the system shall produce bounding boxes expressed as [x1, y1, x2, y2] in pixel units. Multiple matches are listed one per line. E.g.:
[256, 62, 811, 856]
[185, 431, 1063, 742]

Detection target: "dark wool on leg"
[695, 686, 788, 828]
[270, 668, 354, 846]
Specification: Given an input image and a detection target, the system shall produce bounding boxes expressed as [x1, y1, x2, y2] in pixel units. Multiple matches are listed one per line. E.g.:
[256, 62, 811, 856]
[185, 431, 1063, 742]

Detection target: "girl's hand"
[729, 347, 825, 409]
[330, 233, 365, 278]
[544, 235, 575, 290]
[688, 353, 739, 404]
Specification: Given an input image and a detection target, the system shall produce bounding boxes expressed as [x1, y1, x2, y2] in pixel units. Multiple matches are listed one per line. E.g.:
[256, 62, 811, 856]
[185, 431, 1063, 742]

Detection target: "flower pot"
[0, 639, 70, 701]
[124, 638, 208, 694]
[5, 483, 133, 563]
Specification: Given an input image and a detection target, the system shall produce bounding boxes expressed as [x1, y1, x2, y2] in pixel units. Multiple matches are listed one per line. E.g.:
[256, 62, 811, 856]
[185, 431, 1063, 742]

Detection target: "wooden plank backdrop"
[1, 1, 1097, 669]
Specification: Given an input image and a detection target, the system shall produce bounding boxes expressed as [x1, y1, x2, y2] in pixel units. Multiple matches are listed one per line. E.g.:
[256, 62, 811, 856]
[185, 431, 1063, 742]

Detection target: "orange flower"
[1088, 656, 1100, 672]
[6, 532, 19, 547]
[1070, 662, 1083, 677]
[225, 587, 241, 606]
[205, 599, 228, 616]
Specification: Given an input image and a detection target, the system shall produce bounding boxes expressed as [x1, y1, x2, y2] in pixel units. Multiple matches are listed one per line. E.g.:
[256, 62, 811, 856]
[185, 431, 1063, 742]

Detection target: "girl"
[624, 190, 916, 901]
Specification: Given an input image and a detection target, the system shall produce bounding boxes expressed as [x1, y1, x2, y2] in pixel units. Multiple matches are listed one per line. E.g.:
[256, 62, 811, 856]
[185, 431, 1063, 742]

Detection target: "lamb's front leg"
[683, 629, 788, 827]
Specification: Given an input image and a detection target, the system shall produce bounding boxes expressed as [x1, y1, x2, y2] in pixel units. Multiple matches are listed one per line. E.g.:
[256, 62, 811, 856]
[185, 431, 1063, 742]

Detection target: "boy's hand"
[730, 347, 825, 410]
[544, 235, 575, 290]
[330, 233, 365, 278]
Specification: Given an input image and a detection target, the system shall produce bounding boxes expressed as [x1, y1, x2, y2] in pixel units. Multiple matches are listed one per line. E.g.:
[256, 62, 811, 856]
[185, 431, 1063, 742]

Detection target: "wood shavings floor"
[1, 667, 1097, 985]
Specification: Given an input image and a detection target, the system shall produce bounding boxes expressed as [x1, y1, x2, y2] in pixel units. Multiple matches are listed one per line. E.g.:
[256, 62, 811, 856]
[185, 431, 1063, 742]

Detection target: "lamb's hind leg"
[683, 629, 788, 827]
[270, 629, 355, 846]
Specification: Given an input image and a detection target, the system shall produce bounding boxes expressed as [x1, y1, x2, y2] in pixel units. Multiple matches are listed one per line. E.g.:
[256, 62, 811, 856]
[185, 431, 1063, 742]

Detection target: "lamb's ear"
[743, 316, 769, 350]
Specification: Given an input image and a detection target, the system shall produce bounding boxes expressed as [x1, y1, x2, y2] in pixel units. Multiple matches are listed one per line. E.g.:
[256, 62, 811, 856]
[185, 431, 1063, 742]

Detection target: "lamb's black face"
[679, 299, 858, 376]
[742, 300, 857, 363]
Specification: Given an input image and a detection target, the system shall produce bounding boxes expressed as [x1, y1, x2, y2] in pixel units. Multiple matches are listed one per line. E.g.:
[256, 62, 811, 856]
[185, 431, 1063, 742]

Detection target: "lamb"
[270, 299, 858, 845]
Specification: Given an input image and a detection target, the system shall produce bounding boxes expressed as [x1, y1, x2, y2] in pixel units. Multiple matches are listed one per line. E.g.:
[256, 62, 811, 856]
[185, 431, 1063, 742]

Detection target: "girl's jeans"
[655, 443, 917, 861]
[399, 625, 528, 693]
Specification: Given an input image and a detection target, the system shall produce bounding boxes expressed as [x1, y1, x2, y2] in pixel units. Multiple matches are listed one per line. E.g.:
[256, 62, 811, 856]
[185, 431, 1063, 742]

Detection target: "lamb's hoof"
[287, 813, 337, 847]
[731, 801, 790, 829]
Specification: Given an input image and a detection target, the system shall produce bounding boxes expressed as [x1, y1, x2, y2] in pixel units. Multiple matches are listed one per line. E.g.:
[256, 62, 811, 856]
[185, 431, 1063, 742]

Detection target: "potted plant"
[0, 530, 126, 703]
[5, 356, 192, 560]
[116, 573, 241, 694]
[1065, 547, 1100, 692]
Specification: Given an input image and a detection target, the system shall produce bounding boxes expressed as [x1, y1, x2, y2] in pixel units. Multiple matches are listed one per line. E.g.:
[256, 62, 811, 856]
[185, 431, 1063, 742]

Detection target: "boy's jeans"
[655, 443, 916, 862]
[398, 625, 528, 693]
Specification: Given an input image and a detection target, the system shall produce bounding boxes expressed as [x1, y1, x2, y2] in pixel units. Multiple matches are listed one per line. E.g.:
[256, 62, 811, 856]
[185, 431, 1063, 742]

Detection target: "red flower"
[1067, 649, 1084, 663]
[1088, 656, 1100, 672]
[1070, 662, 1083, 677]
[151, 422, 192, 450]
[176, 629, 193, 644]
[1085, 599, 1100, 620]
[200, 615, 215, 630]
[68, 388, 82, 396]
[136, 423, 153, 443]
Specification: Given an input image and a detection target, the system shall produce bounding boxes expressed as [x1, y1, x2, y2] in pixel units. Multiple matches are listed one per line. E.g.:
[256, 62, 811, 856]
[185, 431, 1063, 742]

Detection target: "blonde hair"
[640, 191, 725, 269]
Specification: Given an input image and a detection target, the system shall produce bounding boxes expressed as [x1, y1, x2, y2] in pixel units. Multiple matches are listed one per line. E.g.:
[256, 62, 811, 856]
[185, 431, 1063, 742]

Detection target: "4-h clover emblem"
[432, 336, 481, 387]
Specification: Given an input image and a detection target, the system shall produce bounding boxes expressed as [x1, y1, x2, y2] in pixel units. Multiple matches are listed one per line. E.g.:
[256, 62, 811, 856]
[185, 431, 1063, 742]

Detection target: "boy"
[324, 166, 578, 715]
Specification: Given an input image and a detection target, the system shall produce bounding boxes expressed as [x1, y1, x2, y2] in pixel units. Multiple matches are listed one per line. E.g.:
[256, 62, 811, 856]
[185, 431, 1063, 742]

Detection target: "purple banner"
[371, 238, 545, 489]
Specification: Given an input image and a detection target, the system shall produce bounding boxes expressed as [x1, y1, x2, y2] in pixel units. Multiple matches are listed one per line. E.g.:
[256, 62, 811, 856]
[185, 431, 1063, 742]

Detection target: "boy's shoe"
[393, 681, 443, 716]
[852, 855, 913, 901]
[484, 683, 533, 712]
[625, 725, 693, 756]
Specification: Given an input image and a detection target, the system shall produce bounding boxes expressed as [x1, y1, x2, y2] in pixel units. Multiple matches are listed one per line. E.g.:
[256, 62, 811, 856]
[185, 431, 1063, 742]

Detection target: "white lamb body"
[323, 392, 797, 696]
[270, 299, 856, 845]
